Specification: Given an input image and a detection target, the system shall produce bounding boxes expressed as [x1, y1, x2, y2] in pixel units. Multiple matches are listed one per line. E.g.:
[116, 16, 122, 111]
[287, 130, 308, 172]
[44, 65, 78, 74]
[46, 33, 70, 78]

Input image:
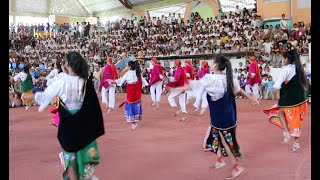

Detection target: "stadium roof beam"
[118, 0, 132, 9]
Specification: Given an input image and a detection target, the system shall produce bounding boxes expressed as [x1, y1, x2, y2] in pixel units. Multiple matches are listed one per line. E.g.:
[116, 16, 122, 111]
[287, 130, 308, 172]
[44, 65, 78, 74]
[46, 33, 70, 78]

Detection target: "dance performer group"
[17, 49, 310, 179]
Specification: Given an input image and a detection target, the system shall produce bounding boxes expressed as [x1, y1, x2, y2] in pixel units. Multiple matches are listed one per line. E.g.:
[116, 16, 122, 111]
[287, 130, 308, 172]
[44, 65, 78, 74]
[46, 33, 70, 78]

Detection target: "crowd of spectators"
[9, 6, 311, 107]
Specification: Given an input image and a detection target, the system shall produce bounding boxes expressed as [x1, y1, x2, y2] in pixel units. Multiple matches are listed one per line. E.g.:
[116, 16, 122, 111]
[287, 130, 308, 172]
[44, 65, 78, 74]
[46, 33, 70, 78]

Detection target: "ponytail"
[55, 60, 63, 74]
[66, 51, 89, 80]
[135, 61, 141, 77]
[282, 50, 308, 90]
[128, 60, 141, 77]
[225, 60, 234, 93]
[215, 55, 234, 93]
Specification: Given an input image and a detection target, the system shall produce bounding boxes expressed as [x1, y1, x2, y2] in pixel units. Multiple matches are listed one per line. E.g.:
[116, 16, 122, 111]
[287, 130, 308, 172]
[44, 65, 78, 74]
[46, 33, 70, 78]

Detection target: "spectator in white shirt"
[262, 39, 273, 54]
[280, 14, 288, 34]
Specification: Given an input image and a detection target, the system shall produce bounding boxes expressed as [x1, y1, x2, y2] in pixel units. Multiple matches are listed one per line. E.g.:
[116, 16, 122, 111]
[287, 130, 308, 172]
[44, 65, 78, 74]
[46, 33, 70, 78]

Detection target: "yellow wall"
[257, 0, 310, 24]
[292, 0, 311, 25]
[257, 0, 290, 19]
[184, 1, 192, 23]
[128, 10, 147, 20]
[55, 16, 70, 25]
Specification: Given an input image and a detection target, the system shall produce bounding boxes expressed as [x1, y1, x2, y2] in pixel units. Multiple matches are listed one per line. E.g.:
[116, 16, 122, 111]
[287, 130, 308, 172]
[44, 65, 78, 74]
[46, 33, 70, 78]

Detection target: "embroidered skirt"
[62, 140, 100, 180]
[21, 90, 33, 104]
[124, 100, 142, 123]
[203, 125, 242, 158]
[61, 109, 101, 180]
[263, 102, 308, 137]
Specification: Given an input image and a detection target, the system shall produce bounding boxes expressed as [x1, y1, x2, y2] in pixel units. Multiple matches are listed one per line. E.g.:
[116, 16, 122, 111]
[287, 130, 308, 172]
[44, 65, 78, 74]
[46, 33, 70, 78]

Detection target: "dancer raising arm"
[32, 52, 105, 180]
[109, 60, 148, 130]
[263, 50, 309, 152]
[173, 55, 259, 179]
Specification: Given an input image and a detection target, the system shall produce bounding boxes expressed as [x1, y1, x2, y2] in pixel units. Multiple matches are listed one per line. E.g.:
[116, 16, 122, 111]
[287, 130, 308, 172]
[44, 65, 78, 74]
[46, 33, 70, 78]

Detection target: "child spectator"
[237, 74, 247, 98]
[262, 76, 275, 100]
[258, 74, 268, 99]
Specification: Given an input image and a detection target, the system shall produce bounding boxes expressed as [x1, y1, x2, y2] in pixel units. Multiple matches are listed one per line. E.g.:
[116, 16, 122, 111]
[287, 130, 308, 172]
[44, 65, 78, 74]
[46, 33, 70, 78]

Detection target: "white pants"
[150, 81, 163, 103]
[245, 83, 260, 98]
[168, 89, 187, 113]
[193, 90, 208, 109]
[101, 84, 116, 108]
[186, 90, 194, 100]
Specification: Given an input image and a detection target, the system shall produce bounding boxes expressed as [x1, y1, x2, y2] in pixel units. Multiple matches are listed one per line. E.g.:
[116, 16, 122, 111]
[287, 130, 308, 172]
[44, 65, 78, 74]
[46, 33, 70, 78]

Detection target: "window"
[297, 0, 311, 8]
[100, 16, 122, 25]
[148, 4, 186, 18]
[15, 16, 48, 25]
[220, 0, 256, 13]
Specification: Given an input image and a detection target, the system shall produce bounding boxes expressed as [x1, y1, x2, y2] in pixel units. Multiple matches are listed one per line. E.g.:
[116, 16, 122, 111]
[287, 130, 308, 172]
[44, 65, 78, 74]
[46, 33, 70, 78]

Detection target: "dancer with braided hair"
[174, 55, 258, 179]
[263, 50, 309, 152]
[33, 52, 104, 180]
[109, 59, 148, 130]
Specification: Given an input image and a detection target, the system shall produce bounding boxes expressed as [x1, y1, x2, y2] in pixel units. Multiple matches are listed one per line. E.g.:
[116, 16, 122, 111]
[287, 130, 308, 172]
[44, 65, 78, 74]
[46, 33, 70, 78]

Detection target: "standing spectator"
[280, 14, 288, 34]
[262, 75, 275, 100]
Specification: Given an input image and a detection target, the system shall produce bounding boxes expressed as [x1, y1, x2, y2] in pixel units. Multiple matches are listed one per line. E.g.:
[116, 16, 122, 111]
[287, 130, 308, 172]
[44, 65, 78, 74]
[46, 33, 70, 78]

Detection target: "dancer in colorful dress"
[100, 57, 118, 114]
[174, 55, 258, 179]
[245, 56, 262, 99]
[33, 52, 104, 180]
[110, 60, 148, 130]
[184, 60, 195, 104]
[263, 50, 309, 152]
[13, 65, 35, 111]
[193, 60, 210, 115]
[149, 57, 164, 109]
[166, 60, 189, 121]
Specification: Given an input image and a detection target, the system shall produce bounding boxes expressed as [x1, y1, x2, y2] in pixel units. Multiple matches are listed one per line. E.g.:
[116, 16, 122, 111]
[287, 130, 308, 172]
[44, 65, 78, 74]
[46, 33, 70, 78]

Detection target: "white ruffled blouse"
[35, 74, 85, 112]
[115, 70, 149, 87]
[190, 74, 241, 101]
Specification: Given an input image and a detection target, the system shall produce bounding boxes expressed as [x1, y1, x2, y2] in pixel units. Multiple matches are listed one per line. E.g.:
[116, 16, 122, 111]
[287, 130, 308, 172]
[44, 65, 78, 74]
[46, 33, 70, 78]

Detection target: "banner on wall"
[85, 17, 98, 25]
[49, 15, 55, 25]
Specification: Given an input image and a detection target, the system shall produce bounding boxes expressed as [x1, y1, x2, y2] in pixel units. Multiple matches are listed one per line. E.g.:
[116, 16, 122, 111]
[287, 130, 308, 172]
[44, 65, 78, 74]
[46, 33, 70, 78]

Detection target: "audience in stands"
[9, 7, 311, 106]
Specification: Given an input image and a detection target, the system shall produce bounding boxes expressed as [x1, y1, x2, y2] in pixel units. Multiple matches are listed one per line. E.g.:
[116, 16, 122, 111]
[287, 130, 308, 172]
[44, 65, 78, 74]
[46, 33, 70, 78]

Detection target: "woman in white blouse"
[174, 55, 258, 179]
[109, 60, 148, 130]
[264, 50, 309, 152]
[33, 52, 104, 180]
